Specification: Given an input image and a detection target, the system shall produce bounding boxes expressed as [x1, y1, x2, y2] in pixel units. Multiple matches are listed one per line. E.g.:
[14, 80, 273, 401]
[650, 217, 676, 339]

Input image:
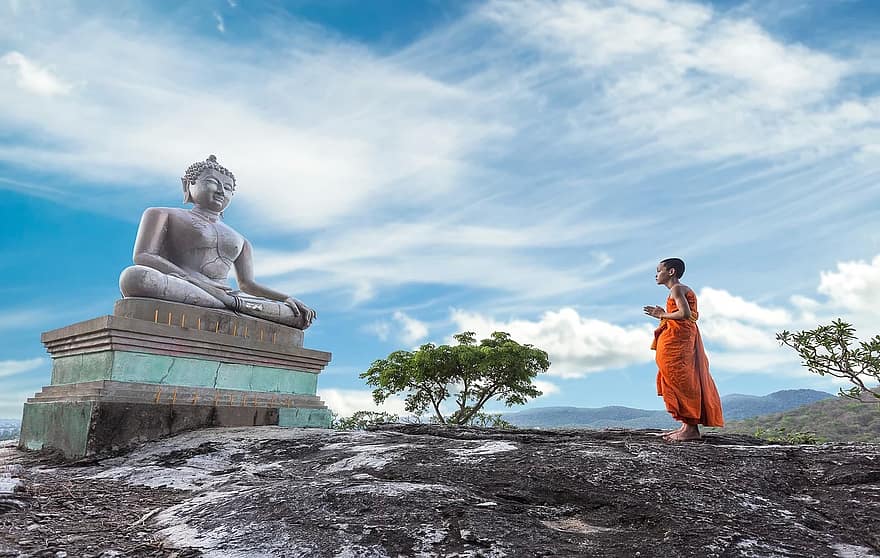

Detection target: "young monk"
[643, 258, 724, 441]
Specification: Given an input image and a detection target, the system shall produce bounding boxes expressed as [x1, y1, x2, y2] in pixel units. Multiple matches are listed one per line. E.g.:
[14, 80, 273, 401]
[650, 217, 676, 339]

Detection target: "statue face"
[188, 168, 235, 212]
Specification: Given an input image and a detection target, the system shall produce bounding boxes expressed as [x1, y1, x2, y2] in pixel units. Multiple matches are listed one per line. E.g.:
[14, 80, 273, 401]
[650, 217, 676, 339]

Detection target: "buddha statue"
[119, 155, 316, 330]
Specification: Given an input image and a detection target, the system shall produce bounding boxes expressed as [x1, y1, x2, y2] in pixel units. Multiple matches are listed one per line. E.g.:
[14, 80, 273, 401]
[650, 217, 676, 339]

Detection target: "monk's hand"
[643, 305, 664, 319]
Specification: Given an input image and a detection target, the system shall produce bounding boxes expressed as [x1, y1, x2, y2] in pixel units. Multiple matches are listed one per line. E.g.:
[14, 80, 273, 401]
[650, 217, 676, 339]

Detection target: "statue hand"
[284, 297, 317, 325]
[172, 273, 237, 308]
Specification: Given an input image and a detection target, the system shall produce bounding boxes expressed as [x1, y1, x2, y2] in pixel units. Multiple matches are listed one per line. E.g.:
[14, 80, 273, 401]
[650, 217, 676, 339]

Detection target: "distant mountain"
[503, 389, 835, 429]
[722, 389, 834, 420]
[503, 406, 678, 429]
[723, 395, 880, 442]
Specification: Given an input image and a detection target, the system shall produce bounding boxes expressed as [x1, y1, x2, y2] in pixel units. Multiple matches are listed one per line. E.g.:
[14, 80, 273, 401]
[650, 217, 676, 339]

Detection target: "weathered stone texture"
[4, 425, 879, 557]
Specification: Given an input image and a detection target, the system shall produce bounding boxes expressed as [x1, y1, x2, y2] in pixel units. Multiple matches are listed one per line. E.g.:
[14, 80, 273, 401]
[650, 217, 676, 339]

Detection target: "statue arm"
[235, 241, 316, 321]
[132, 208, 188, 276]
[234, 240, 289, 301]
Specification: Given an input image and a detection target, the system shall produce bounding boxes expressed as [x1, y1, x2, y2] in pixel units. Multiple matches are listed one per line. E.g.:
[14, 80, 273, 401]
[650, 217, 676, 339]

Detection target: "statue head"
[180, 155, 235, 205]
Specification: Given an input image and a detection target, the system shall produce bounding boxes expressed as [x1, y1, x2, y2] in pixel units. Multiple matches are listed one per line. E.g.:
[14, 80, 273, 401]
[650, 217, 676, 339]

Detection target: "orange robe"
[651, 290, 724, 427]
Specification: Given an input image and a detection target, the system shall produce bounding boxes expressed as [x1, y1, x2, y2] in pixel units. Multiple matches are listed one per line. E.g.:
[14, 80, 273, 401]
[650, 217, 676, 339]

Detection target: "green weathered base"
[19, 401, 95, 457]
[279, 407, 332, 428]
[19, 400, 287, 459]
[25, 303, 333, 459]
[51, 350, 319, 395]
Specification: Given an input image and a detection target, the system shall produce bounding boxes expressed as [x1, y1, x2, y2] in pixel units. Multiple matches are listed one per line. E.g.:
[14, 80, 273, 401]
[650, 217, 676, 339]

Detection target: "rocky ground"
[1, 425, 879, 557]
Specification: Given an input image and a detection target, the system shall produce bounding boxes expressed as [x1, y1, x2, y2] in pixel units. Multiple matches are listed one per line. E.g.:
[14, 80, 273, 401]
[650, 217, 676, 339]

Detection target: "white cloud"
[365, 321, 391, 342]
[364, 311, 429, 345]
[479, 0, 871, 164]
[213, 12, 225, 33]
[0, 14, 502, 233]
[393, 311, 429, 345]
[814, 254, 880, 333]
[451, 307, 654, 379]
[0, 358, 45, 378]
[254, 217, 636, 305]
[1, 0, 878, 318]
[1, 51, 72, 96]
[698, 318, 778, 351]
[0, 309, 51, 331]
[708, 350, 801, 375]
[698, 287, 791, 327]
[318, 388, 409, 418]
[533, 379, 559, 397]
[445, 285, 818, 379]
[818, 254, 880, 311]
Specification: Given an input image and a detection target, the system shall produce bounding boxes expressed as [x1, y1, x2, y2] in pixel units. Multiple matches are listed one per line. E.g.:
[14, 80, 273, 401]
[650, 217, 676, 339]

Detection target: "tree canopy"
[777, 319, 880, 402]
[360, 331, 550, 425]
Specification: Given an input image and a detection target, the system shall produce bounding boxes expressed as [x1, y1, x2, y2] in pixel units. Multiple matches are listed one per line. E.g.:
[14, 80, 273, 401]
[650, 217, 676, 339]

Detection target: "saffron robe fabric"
[651, 290, 724, 427]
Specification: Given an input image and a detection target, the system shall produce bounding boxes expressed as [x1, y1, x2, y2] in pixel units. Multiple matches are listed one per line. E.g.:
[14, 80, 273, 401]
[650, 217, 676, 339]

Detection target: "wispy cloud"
[1, 51, 72, 96]
[0, 0, 877, 318]
[393, 311, 429, 346]
[213, 11, 225, 33]
[365, 311, 430, 346]
[0, 309, 55, 331]
[0, 358, 45, 379]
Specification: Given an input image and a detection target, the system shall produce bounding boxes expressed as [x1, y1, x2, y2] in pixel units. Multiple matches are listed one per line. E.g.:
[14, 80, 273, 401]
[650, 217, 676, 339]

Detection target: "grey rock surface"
[1, 426, 879, 557]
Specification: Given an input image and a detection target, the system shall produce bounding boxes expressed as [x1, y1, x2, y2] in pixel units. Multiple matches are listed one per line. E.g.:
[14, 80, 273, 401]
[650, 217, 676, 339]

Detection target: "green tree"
[777, 319, 880, 402]
[361, 331, 550, 425]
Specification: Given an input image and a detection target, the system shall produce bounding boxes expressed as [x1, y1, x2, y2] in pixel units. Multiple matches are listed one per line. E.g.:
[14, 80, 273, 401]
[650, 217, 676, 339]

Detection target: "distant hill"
[503, 389, 834, 429]
[721, 396, 880, 443]
[722, 389, 834, 420]
[0, 418, 20, 441]
[503, 405, 678, 429]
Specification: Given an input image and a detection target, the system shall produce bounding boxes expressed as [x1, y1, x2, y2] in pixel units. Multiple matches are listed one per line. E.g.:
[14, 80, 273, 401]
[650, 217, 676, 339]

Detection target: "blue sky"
[2, 0, 880, 419]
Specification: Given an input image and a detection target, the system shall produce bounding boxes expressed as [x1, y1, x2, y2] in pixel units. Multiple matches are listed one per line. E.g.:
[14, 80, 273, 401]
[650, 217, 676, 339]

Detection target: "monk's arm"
[132, 208, 188, 276]
[664, 285, 692, 320]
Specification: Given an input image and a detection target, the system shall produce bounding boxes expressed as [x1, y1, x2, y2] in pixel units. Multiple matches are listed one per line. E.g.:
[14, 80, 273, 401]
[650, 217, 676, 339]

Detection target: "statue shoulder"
[139, 206, 190, 222]
[138, 206, 176, 216]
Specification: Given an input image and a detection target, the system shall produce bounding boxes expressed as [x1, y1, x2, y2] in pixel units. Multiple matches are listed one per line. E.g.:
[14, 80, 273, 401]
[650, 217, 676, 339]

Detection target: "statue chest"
[171, 216, 243, 270]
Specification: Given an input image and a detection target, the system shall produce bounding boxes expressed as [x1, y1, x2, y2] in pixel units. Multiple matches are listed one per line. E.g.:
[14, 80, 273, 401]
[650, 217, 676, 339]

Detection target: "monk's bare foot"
[665, 425, 701, 442]
[657, 425, 686, 438]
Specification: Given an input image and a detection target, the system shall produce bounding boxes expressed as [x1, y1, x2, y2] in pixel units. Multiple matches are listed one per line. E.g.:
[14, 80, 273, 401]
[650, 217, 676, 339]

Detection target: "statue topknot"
[181, 155, 236, 203]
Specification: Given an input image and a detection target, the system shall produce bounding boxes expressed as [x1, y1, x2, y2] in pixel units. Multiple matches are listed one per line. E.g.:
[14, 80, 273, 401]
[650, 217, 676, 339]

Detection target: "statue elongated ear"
[182, 177, 193, 204]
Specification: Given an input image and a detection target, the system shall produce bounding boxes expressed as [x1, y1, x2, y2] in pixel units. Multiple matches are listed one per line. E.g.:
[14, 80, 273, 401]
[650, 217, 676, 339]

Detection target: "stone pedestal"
[19, 298, 333, 458]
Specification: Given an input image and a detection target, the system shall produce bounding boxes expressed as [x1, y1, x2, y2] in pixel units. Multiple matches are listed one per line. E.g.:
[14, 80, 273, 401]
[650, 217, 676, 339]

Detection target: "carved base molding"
[20, 299, 334, 459]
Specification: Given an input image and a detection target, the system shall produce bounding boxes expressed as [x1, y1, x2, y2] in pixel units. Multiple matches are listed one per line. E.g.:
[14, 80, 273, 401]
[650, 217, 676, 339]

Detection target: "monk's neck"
[663, 279, 680, 290]
[191, 206, 222, 223]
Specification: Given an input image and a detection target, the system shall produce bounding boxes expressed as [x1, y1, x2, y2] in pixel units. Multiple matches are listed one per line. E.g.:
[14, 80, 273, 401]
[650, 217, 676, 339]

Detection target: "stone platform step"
[42, 301, 332, 372]
[28, 381, 328, 409]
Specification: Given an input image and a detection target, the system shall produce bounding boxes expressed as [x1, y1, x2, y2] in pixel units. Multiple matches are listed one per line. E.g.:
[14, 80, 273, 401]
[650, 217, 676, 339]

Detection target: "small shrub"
[334, 410, 400, 431]
[468, 412, 514, 429]
[753, 427, 821, 445]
